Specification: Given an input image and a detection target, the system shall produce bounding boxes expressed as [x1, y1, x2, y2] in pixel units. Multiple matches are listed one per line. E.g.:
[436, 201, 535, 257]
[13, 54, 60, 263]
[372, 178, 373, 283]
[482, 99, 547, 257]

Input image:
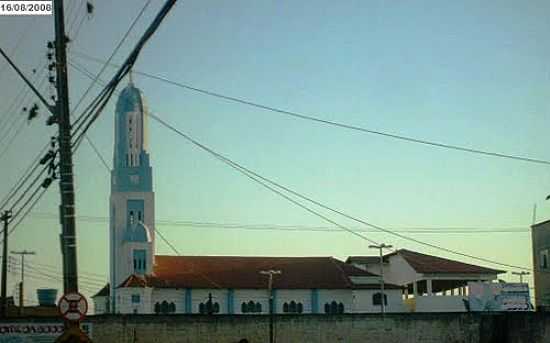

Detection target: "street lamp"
[369, 243, 392, 315]
[260, 270, 281, 343]
[512, 271, 530, 284]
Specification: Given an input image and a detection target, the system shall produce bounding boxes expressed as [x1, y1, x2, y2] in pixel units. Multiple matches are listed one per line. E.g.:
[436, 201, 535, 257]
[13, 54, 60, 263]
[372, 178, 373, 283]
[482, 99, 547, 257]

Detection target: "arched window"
[154, 302, 160, 314]
[289, 301, 297, 313]
[372, 293, 388, 306]
[161, 301, 169, 314]
[283, 301, 303, 313]
[325, 301, 345, 314]
[241, 302, 248, 313]
[255, 302, 262, 313]
[247, 301, 255, 313]
[199, 301, 220, 314]
[169, 302, 176, 313]
[330, 301, 338, 314]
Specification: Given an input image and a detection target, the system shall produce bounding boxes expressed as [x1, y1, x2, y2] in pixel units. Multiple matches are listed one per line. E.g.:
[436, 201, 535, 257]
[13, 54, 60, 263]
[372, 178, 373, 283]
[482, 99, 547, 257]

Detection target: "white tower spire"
[109, 81, 155, 313]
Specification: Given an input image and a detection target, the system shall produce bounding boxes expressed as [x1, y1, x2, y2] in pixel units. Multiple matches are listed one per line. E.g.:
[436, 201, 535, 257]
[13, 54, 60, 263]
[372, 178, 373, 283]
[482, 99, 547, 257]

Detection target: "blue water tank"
[37, 288, 58, 306]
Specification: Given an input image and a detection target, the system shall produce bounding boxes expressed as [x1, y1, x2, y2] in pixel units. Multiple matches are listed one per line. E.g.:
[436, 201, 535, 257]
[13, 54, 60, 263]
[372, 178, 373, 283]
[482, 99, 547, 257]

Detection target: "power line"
[3, 255, 108, 281]
[70, 0, 152, 125]
[6, 187, 48, 238]
[70, 0, 175, 148]
[67, 60, 531, 271]
[28, 212, 531, 234]
[71, 51, 550, 167]
[0, 143, 49, 210]
[0, 64, 48, 147]
[155, 227, 223, 289]
[0, 17, 37, 81]
[0, 75, 49, 162]
[147, 112, 532, 271]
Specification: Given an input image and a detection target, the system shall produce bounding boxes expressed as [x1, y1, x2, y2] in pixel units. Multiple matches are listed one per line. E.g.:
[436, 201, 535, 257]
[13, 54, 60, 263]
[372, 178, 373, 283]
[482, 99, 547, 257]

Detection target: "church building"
[92, 81, 405, 315]
[92, 81, 504, 315]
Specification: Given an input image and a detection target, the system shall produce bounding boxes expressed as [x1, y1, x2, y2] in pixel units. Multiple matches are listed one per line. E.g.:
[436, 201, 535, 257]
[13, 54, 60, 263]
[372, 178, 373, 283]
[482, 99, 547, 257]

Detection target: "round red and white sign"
[58, 292, 88, 322]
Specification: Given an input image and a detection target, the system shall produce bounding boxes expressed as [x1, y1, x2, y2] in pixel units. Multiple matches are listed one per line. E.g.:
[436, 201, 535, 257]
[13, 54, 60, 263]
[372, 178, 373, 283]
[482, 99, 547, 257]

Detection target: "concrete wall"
[3, 313, 550, 343]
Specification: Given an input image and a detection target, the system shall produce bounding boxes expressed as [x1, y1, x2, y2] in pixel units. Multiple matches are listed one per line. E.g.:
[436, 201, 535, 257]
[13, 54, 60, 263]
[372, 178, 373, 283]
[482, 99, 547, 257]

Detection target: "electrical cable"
[148, 111, 532, 272]
[72, 51, 550, 167]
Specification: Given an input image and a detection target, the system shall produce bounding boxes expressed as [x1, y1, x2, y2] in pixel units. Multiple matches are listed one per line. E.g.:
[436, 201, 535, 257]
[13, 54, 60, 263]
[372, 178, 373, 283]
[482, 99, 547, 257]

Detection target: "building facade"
[532, 220, 550, 310]
[95, 256, 405, 315]
[347, 249, 504, 312]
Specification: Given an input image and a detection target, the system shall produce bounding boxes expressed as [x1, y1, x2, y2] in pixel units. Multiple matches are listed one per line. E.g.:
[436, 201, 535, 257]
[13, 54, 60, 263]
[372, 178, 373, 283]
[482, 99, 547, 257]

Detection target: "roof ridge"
[329, 257, 353, 289]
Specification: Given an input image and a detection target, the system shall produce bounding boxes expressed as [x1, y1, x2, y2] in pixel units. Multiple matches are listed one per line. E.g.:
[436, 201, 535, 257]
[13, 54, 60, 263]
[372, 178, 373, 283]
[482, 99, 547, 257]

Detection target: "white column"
[413, 281, 418, 297]
[427, 279, 433, 296]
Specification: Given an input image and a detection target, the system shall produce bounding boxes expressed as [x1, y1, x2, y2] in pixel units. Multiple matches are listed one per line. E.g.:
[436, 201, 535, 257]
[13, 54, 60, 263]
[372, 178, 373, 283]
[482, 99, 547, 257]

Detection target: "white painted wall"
[352, 289, 406, 313]
[116, 287, 153, 314]
[104, 287, 411, 315]
[414, 295, 468, 312]
[365, 254, 419, 286]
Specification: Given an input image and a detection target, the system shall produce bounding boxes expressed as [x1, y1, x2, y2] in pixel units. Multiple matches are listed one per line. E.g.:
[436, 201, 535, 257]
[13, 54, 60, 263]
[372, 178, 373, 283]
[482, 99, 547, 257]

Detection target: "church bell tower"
[109, 79, 155, 313]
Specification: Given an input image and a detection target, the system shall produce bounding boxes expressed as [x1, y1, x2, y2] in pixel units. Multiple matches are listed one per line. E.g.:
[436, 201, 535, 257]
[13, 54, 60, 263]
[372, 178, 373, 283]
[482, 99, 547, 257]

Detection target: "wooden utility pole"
[11, 250, 35, 316]
[52, 1, 90, 341]
[0, 210, 12, 317]
[53, 0, 79, 295]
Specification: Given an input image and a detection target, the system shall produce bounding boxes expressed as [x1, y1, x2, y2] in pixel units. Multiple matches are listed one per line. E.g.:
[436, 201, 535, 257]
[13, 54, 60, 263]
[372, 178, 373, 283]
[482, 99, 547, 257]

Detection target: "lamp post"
[11, 250, 35, 316]
[260, 270, 281, 343]
[369, 243, 392, 315]
[512, 271, 530, 284]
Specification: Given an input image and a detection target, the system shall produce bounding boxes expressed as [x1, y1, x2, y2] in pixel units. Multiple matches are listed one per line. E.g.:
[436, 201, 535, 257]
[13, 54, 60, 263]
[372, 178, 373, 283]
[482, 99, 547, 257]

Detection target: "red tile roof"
[387, 249, 505, 275]
[115, 255, 400, 290]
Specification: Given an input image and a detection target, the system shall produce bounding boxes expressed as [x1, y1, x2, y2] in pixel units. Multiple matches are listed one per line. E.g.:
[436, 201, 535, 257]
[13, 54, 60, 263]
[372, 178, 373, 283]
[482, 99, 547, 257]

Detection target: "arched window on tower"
[133, 250, 146, 274]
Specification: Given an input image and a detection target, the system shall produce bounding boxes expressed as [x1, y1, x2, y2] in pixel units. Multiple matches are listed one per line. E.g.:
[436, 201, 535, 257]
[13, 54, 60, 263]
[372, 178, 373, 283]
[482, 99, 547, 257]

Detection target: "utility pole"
[11, 250, 35, 316]
[512, 271, 530, 284]
[369, 243, 392, 315]
[1, 210, 12, 318]
[53, 0, 79, 295]
[260, 270, 281, 343]
[52, 2, 92, 342]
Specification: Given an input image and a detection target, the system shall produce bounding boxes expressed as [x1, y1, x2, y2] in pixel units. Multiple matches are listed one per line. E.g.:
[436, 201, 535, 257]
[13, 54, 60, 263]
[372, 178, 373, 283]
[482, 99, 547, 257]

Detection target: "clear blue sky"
[1, 0, 550, 302]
